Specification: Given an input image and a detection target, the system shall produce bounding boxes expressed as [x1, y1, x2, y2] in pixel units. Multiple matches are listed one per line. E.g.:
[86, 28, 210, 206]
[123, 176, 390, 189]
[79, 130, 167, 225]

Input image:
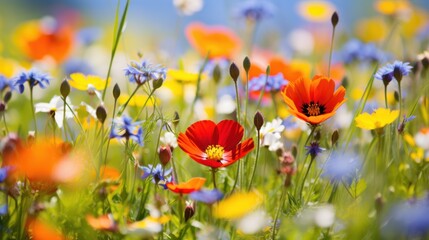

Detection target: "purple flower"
[305, 142, 325, 158]
[14, 69, 50, 93]
[0, 75, 15, 92]
[341, 39, 389, 64]
[140, 164, 172, 189]
[320, 152, 361, 183]
[0, 205, 7, 215]
[375, 61, 412, 85]
[235, 0, 275, 22]
[110, 115, 144, 146]
[124, 60, 166, 85]
[190, 189, 224, 204]
[248, 73, 288, 92]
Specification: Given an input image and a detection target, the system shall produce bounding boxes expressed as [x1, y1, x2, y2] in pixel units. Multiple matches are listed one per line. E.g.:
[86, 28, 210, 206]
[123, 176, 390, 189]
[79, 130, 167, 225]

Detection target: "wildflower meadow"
[1, 0, 429, 239]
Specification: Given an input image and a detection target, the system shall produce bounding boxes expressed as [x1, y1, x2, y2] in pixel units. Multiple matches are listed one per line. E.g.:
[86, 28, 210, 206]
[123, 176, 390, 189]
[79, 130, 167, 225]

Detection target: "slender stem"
[271, 187, 286, 240]
[233, 80, 241, 124]
[299, 156, 315, 201]
[244, 69, 250, 132]
[398, 82, 402, 118]
[190, 53, 209, 120]
[211, 168, 217, 189]
[328, 182, 339, 203]
[117, 84, 142, 116]
[384, 85, 388, 108]
[327, 27, 336, 78]
[134, 87, 156, 121]
[248, 130, 261, 190]
[102, 98, 117, 172]
[2, 113, 9, 135]
[270, 91, 278, 115]
[29, 86, 37, 136]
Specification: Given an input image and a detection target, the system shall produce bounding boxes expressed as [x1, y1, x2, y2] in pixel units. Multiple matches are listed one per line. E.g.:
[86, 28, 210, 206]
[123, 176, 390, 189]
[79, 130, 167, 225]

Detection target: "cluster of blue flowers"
[375, 61, 413, 85]
[140, 164, 172, 189]
[110, 115, 144, 146]
[124, 60, 167, 85]
[248, 73, 288, 92]
[234, 0, 275, 22]
[341, 39, 389, 64]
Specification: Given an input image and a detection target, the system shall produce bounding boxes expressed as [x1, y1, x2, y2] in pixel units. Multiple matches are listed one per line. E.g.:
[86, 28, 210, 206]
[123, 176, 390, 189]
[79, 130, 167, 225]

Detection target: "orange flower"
[186, 22, 241, 59]
[27, 218, 65, 240]
[281, 75, 346, 125]
[14, 19, 74, 63]
[166, 177, 206, 194]
[86, 214, 118, 232]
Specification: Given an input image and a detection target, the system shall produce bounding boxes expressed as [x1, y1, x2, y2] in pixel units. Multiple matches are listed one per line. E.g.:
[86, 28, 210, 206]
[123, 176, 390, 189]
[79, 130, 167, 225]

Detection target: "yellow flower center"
[302, 101, 325, 117]
[205, 145, 224, 161]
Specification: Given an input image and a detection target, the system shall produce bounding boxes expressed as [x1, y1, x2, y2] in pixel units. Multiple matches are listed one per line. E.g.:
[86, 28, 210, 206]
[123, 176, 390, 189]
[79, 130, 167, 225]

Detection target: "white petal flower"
[34, 95, 74, 128]
[173, 0, 203, 16]
[160, 132, 178, 148]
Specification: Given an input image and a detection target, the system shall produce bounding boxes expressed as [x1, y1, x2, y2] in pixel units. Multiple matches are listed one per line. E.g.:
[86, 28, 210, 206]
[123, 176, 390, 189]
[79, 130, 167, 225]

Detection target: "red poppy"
[178, 120, 254, 168]
[281, 75, 346, 125]
[166, 177, 206, 194]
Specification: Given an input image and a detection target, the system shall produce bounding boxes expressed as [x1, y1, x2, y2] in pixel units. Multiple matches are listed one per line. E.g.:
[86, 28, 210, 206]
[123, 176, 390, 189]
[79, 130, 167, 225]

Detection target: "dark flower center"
[302, 101, 325, 117]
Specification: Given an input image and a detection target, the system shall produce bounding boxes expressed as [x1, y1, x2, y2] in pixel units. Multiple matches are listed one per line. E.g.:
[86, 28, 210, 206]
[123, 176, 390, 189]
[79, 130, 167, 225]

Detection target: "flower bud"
[422, 57, 429, 70]
[158, 146, 172, 166]
[243, 56, 251, 73]
[212, 64, 222, 84]
[331, 11, 339, 28]
[3, 91, 12, 103]
[96, 106, 107, 124]
[393, 66, 403, 82]
[60, 79, 70, 98]
[331, 130, 339, 146]
[172, 111, 180, 128]
[229, 62, 239, 82]
[291, 144, 298, 158]
[254, 111, 264, 131]
[375, 193, 384, 214]
[153, 78, 163, 90]
[184, 201, 195, 222]
[113, 83, 121, 100]
[0, 103, 5, 112]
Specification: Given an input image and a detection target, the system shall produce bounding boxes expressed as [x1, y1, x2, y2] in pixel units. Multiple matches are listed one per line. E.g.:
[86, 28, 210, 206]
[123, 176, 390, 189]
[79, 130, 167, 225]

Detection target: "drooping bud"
[243, 56, 251, 73]
[3, 91, 12, 103]
[331, 130, 339, 146]
[172, 111, 180, 128]
[113, 83, 121, 100]
[375, 193, 384, 214]
[153, 78, 163, 90]
[0, 103, 5, 112]
[96, 106, 107, 124]
[393, 66, 403, 82]
[394, 91, 400, 102]
[229, 62, 239, 82]
[212, 64, 222, 84]
[60, 79, 70, 98]
[158, 146, 172, 166]
[331, 11, 339, 28]
[422, 57, 429, 70]
[254, 111, 264, 131]
[291, 144, 298, 158]
[184, 201, 195, 222]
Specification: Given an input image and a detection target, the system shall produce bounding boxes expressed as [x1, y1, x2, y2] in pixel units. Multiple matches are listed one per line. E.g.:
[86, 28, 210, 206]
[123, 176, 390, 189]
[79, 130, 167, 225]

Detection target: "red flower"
[166, 177, 206, 194]
[178, 120, 254, 168]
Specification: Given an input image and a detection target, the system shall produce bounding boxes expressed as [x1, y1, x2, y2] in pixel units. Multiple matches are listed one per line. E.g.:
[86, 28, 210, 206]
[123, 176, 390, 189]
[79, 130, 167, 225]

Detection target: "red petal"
[216, 120, 244, 151]
[185, 120, 218, 151]
[222, 138, 254, 167]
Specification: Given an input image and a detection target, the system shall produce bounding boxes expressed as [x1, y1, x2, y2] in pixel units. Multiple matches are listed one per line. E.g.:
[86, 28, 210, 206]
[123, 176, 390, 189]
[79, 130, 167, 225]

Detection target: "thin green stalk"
[189, 53, 209, 121]
[134, 87, 156, 121]
[384, 85, 388, 108]
[102, 98, 118, 171]
[248, 129, 261, 190]
[328, 182, 339, 203]
[244, 69, 250, 132]
[62, 97, 67, 140]
[327, 26, 336, 78]
[2, 113, 9, 135]
[29, 86, 37, 136]
[271, 187, 286, 240]
[211, 168, 217, 189]
[118, 84, 142, 116]
[398, 81, 402, 118]
[234, 80, 241, 124]
[101, 0, 130, 100]
[299, 156, 315, 201]
[270, 91, 278, 116]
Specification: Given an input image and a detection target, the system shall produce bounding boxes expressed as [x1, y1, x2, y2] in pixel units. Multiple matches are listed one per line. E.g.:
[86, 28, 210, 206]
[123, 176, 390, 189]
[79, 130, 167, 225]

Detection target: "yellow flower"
[355, 18, 387, 42]
[297, 1, 335, 22]
[213, 191, 263, 220]
[374, 0, 411, 15]
[167, 69, 203, 83]
[69, 73, 110, 91]
[355, 108, 399, 130]
[400, 9, 427, 39]
[118, 94, 157, 107]
[0, 57, 21, 78]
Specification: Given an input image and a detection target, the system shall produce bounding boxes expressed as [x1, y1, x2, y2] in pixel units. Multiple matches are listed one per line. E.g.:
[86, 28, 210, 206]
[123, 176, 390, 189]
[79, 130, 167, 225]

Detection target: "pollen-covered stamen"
[205, 145, 225, 161]
[302, 101, 326, 117]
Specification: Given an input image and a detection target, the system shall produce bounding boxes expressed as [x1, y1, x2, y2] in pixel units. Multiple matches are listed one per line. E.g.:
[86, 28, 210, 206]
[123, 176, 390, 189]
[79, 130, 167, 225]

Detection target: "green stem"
[384, 85, 388, 108]
[2, 113, 9, 135]
[398, 81, 402, 118]
[134, 87, 156, 121]
[270, 91, 278, 116]
[189, 53, 209, 121]
[271, 187, 286, 240]
[328, 182, 339, 203]
[327, 27, 336, 78]
[248, 129, 261, 190]
[211, 168, 217, 189]
[102, 98, 117, 171]
[233, 80, 241, 124]
[299, 156, 315, 201]
[117, 84, 142, 116]
[29, 86, 37, 136]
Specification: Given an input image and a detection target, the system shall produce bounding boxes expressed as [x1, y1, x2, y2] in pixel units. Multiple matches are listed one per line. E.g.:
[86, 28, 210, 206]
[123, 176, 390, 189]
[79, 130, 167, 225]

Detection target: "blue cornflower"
[398, 115, 416, 134]
[140, 164, 172, 189]
[0, 166, 11, 182]
[235, 0, 275, 22]
[0, 75, 15, 92]
[375, 61, 412, 85]
[13, 69, 50, 93]
[341, 39, 389, 64]
[248, 73, 288, 92]
[305, 141, 325, 158]
[0, 205, 7, 215]
[124, 60, 167, 85]
[190, 189, 224, 204]
[321, 152, 361, 183]
[383, 195, 429, 238]
[63, 58, 94, 76]
[110, 115, 144, 146]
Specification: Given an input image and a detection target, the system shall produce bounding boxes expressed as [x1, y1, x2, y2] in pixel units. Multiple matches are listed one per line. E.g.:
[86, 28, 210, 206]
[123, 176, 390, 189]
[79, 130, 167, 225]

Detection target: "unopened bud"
[0, 103, 5, 112]
[393, 66, 403, 82]
[158, 146, 172, 166]
[422, 57, 429, 70]
[243, 57, 251, 73]
[394, 91, 399, 102]
[291, 145, 298, 158]
[331, 12, 339, 28]
[314, 130, 321, 141]
[375, 193, 384, 214]
[113, 83, 121, 100]
[60, 79, 70, 98]
[96, 106, 107, 124]
[229, 62, 239, 82]
[172, 111, 180, 127]
[153, 78, 163, 90]
[331, 130, 339, 146]
[254, 111, 264, 131]
[3, 91, 12, 103]
[184, 201, 195, 222]
[212, 64, 222, 84]
[266, 65, 271, 75]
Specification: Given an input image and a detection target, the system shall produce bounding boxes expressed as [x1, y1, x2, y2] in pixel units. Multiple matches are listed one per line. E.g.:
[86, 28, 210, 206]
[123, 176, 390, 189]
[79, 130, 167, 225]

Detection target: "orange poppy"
[27, 218, 65, 240]
[186, 22, 241, 59]
[247, 56, 309, 82]
[166, 177, 206, 194]
[281, 75, 346, 125]
[14, 19, 74, 63]
[86, 214, 118, 232]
